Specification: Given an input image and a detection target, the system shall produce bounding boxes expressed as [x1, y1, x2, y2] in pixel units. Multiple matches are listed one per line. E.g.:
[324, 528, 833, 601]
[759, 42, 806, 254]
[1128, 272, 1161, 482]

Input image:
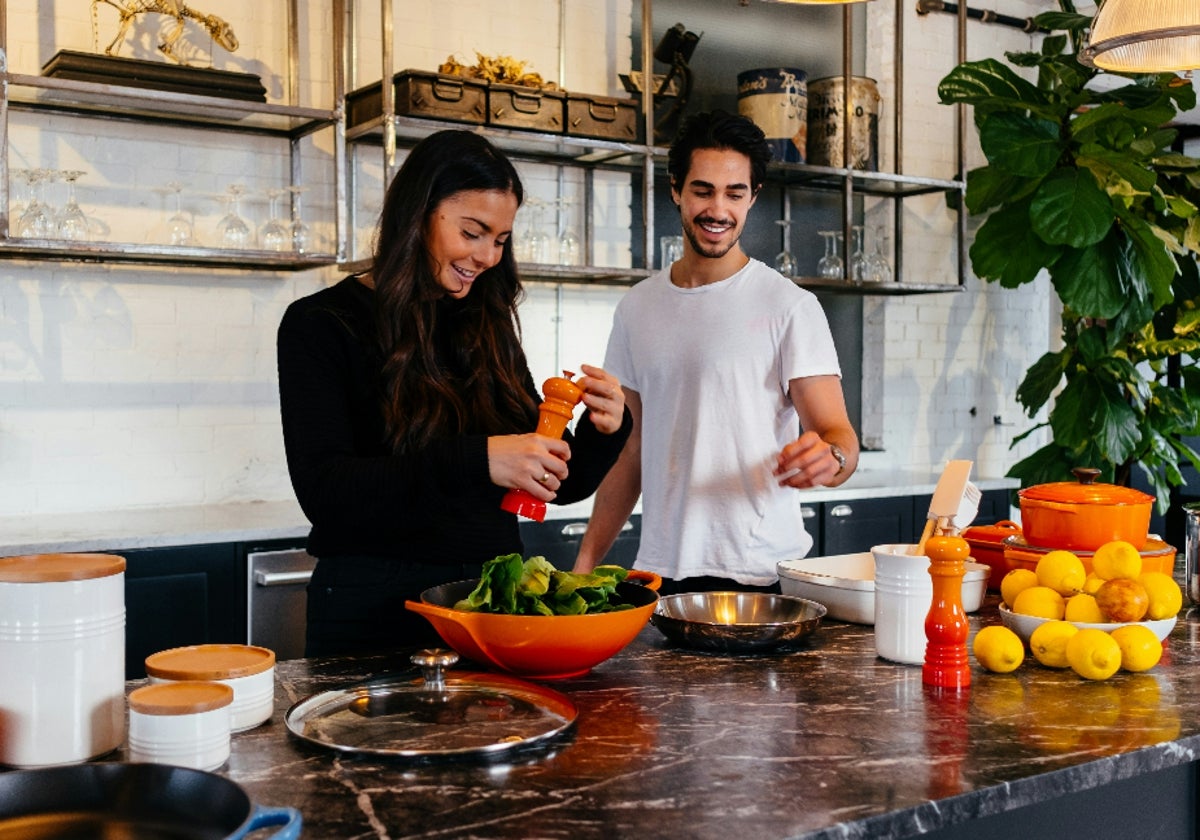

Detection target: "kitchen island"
[199, 597, 1198, 840]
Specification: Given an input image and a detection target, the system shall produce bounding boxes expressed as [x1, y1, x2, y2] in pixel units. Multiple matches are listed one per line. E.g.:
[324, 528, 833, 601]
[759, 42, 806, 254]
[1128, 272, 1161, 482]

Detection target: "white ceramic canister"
[145, 644, 275, 731]
[872, 543, 933, 665]
[127, 681, 234, 772]
[0, 553, 126, 768]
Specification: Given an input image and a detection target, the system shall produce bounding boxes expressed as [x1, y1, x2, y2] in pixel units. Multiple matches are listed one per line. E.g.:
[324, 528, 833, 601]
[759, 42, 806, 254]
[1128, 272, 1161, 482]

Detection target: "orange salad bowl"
[406, 570, 661, 680]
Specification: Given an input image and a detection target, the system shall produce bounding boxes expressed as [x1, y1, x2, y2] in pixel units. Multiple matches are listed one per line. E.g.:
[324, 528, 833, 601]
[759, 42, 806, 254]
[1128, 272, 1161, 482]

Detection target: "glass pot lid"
[285, 649, 577, 762]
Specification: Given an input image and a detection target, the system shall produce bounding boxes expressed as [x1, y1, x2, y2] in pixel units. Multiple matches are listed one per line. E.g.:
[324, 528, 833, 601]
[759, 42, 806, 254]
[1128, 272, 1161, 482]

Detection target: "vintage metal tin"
[346, 70, 488, 128]
[487, 83, 566, 133]
[807, 75, 882, 169]
[565, 93, 640, 141]
[737, 67, 808, 163]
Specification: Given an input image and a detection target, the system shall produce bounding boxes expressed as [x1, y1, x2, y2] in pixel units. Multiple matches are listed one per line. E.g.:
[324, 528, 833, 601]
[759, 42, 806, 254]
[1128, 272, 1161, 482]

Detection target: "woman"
[277, 130, 631, 656]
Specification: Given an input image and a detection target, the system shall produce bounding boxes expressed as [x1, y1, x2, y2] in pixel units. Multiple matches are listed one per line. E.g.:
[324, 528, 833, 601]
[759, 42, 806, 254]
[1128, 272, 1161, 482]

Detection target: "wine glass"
[816, 231, 844, 279]
[56, 170, 90, 241]
[866, 227, 893, 283]
[161, 181, 197, 246]
[526, 198, 552, 264]
[216, 184, 251, 248]
[849, 225, 869, 282]
[17, 169, 56, 239]
[286, 185, 311, 253]
[259, 188, 290, 251]
[556, 198, 582, 266]
[773, 219, 797, 277]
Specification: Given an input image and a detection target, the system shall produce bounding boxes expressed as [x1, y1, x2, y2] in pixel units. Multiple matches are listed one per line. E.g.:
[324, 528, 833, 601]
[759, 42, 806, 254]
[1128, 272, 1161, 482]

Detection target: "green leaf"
[1077, 149, 1157, 193]
[1049, 240, 1125, 318]
[1006, 443, 1078, 488]
[1015, 350, 1067, 415]
[980, 112, 1063, 177]
[1030, 169, 1114, 247]
[970, 200, 1062, 287]
[1121, 213, 1179, 310]
[939, 59, 1051, 115]
[1050, 375, 1142, 464]
[965, 166, 1034, 214]
[1033, 11, 1093, 34]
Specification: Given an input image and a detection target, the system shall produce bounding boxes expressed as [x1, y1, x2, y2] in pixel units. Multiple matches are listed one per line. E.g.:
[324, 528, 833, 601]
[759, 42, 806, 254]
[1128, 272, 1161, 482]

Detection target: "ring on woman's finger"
[537, 473, 550, 484]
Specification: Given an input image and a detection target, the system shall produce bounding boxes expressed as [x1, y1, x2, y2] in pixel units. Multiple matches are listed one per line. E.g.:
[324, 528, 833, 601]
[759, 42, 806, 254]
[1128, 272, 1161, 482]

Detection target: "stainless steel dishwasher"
[246, 546, 317, 661]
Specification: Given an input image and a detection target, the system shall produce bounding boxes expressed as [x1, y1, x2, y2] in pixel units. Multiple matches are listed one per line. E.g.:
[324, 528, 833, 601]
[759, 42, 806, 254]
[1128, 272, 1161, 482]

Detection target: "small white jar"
[872, 544, 932, 665]
[0, 553, 126, 768]
[145, 644, 275, 731]
[127, 681, 233, 772]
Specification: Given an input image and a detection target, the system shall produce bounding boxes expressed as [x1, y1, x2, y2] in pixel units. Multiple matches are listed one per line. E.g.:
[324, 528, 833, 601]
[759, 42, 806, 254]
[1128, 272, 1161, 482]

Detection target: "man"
[574, 110, 859, 595]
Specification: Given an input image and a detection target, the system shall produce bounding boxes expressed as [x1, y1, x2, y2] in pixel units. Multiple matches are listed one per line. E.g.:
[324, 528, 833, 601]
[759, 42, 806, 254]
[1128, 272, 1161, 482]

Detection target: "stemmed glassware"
[556, 197, 581, 267]
[56, 170, 90, 241]
[816, 230, 844, 280]
[286, 185, 310, 253]
[849, 225, 870, 282]
[162, 181, 196, 246]
[16, 169, 56, 239]
[773, 219, 797, 277]
[866, 226, 893, 283]
[259, 188, 290, 251]
[525, 198, 552, 264]
[216, 184, 251, 249]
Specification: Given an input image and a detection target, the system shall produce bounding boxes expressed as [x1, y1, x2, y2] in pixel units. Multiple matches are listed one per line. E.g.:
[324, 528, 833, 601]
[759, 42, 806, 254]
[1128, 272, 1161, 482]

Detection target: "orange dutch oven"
[1017, 468, 1153, 552]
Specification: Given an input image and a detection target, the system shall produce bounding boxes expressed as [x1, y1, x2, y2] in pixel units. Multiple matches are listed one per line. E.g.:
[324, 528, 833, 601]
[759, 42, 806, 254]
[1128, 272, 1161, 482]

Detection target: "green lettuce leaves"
[454, 553, 633, 615]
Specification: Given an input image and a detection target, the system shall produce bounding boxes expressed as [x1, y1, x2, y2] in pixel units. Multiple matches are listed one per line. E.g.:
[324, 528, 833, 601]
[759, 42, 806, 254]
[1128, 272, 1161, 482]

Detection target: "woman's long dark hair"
[371, 130, 538, 453]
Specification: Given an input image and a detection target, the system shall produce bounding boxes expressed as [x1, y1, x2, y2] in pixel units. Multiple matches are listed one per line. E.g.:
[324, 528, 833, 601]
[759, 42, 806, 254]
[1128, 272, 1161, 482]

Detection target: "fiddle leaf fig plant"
[937, 7, 1200, 511]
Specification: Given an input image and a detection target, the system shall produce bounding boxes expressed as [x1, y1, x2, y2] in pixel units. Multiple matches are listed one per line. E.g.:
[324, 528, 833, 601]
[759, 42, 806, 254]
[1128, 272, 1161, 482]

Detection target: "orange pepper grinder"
[500, 371, 584, 522]
[922, 530, 972, 689]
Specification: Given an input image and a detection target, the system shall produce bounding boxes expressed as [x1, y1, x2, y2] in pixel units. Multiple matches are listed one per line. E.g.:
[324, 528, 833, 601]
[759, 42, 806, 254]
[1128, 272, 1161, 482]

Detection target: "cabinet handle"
[560, 521, 632, 537]
[830, 504, 854, 518]
[801, 506, 816, 520]
[254, 570, 313, 587]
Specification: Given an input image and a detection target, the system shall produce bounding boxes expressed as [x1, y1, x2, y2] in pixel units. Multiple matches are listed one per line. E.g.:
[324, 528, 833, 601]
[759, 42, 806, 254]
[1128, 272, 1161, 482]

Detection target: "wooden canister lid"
[0, 553, 126, 583]
[128, 681, 234, 715]
[145, 644, 276, 681]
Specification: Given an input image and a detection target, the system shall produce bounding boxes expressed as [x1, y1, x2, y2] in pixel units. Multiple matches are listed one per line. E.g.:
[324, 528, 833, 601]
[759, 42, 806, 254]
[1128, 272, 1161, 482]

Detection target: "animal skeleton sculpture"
[91, 0, 239, 65]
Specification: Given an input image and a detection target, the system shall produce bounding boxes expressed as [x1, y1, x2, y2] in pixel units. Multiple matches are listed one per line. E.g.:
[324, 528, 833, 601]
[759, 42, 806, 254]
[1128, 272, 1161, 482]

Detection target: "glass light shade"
[1083, 0, 1200, 73]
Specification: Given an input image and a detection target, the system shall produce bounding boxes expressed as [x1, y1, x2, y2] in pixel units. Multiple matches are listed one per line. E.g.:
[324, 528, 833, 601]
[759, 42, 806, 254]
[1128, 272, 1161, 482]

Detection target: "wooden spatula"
[916, 460, 974, 555]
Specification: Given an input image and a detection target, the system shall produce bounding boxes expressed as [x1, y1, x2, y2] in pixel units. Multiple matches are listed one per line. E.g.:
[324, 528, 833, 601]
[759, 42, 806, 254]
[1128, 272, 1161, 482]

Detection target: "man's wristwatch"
[829, 443, 847, 478]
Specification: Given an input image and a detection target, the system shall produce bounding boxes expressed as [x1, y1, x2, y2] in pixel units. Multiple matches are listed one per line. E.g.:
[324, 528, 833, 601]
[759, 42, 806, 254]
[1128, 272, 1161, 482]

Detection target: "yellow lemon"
[972, 625, 1025, 673]
[1035, 549, 1087, 595]
[1110, 624, 1163, 672]
[1138, 571, 1183, 621]
[1029, 619, 1078, 668]
[1091, 540, 1142, 581]
[1011, 585, 1066, 620]
[1000, 568, 1039, 609]
[1063, 592, 1105, 624]
[1081, 573, 1105, 596]
[1065, 627, 1122, 680]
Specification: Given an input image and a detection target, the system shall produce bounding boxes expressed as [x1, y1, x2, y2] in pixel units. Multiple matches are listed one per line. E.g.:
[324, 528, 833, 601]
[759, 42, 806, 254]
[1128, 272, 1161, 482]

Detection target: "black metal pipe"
[915, 0, 1041, 34]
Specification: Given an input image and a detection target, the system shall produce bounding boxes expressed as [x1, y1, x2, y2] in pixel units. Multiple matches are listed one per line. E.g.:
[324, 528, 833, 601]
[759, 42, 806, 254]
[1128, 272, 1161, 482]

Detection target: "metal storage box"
[487, 84, 565, 133]
[346, 70, 487, 128]
[565, 94, 640, 142]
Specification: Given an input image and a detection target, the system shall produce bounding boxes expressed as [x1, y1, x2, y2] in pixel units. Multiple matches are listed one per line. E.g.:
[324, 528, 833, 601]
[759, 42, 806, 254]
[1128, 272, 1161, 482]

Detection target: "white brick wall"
[1, 0, 1054, 519]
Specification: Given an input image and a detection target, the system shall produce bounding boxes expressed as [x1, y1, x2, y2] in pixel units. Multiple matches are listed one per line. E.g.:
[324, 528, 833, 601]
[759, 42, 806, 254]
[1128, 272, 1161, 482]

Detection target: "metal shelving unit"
[0, 0, 347, 271]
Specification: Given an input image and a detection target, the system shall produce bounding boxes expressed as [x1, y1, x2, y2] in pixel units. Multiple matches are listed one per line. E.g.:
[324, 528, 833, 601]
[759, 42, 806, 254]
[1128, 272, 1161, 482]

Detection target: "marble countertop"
[165, 594, 1198, 840]
[0, 472, 1020, 556]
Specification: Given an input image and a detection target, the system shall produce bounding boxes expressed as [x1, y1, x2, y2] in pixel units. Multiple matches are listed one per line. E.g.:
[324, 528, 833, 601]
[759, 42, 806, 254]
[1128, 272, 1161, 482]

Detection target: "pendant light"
[1080, 0, 1200, 73]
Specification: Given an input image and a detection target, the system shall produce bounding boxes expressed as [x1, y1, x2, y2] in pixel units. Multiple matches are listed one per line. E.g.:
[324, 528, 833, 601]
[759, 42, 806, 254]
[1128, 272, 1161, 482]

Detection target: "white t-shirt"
[605, 258, 842, 585]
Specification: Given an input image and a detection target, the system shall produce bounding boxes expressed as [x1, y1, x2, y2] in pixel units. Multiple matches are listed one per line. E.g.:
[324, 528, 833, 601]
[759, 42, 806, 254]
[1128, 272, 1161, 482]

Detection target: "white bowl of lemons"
[997, 602, 1176, 644]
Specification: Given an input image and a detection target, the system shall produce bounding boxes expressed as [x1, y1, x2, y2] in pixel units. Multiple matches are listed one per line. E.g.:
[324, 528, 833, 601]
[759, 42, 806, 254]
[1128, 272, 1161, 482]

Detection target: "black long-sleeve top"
[276, 276, 632, 564]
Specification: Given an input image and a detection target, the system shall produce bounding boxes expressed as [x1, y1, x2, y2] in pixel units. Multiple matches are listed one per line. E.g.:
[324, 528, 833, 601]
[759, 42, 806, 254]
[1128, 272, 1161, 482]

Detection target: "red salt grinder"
[500, 371, 583, 522]
[922, 532, 972, 689]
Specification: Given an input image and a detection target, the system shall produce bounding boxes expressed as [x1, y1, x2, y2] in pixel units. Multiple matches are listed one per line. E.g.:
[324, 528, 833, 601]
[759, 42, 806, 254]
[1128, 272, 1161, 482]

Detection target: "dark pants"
[305, 555, 483, 658]
[656, 575, 782, 598]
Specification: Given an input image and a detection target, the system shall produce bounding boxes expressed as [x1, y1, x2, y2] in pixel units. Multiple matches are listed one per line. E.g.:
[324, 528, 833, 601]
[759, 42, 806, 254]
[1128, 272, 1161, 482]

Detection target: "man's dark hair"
[667, 109, 773, 194]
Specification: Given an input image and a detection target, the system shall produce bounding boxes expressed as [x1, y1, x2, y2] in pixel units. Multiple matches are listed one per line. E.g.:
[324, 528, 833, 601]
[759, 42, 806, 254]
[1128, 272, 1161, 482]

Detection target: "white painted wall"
[0, 0, 1053, 519]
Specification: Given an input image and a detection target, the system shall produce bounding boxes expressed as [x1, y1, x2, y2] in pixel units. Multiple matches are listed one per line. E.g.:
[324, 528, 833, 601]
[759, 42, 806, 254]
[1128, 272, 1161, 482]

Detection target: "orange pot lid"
[0, 553, 125, 583]
[145, 644, 275, 681]
[129, 681, 234, 715]
[1018, 481, 1152, 506]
